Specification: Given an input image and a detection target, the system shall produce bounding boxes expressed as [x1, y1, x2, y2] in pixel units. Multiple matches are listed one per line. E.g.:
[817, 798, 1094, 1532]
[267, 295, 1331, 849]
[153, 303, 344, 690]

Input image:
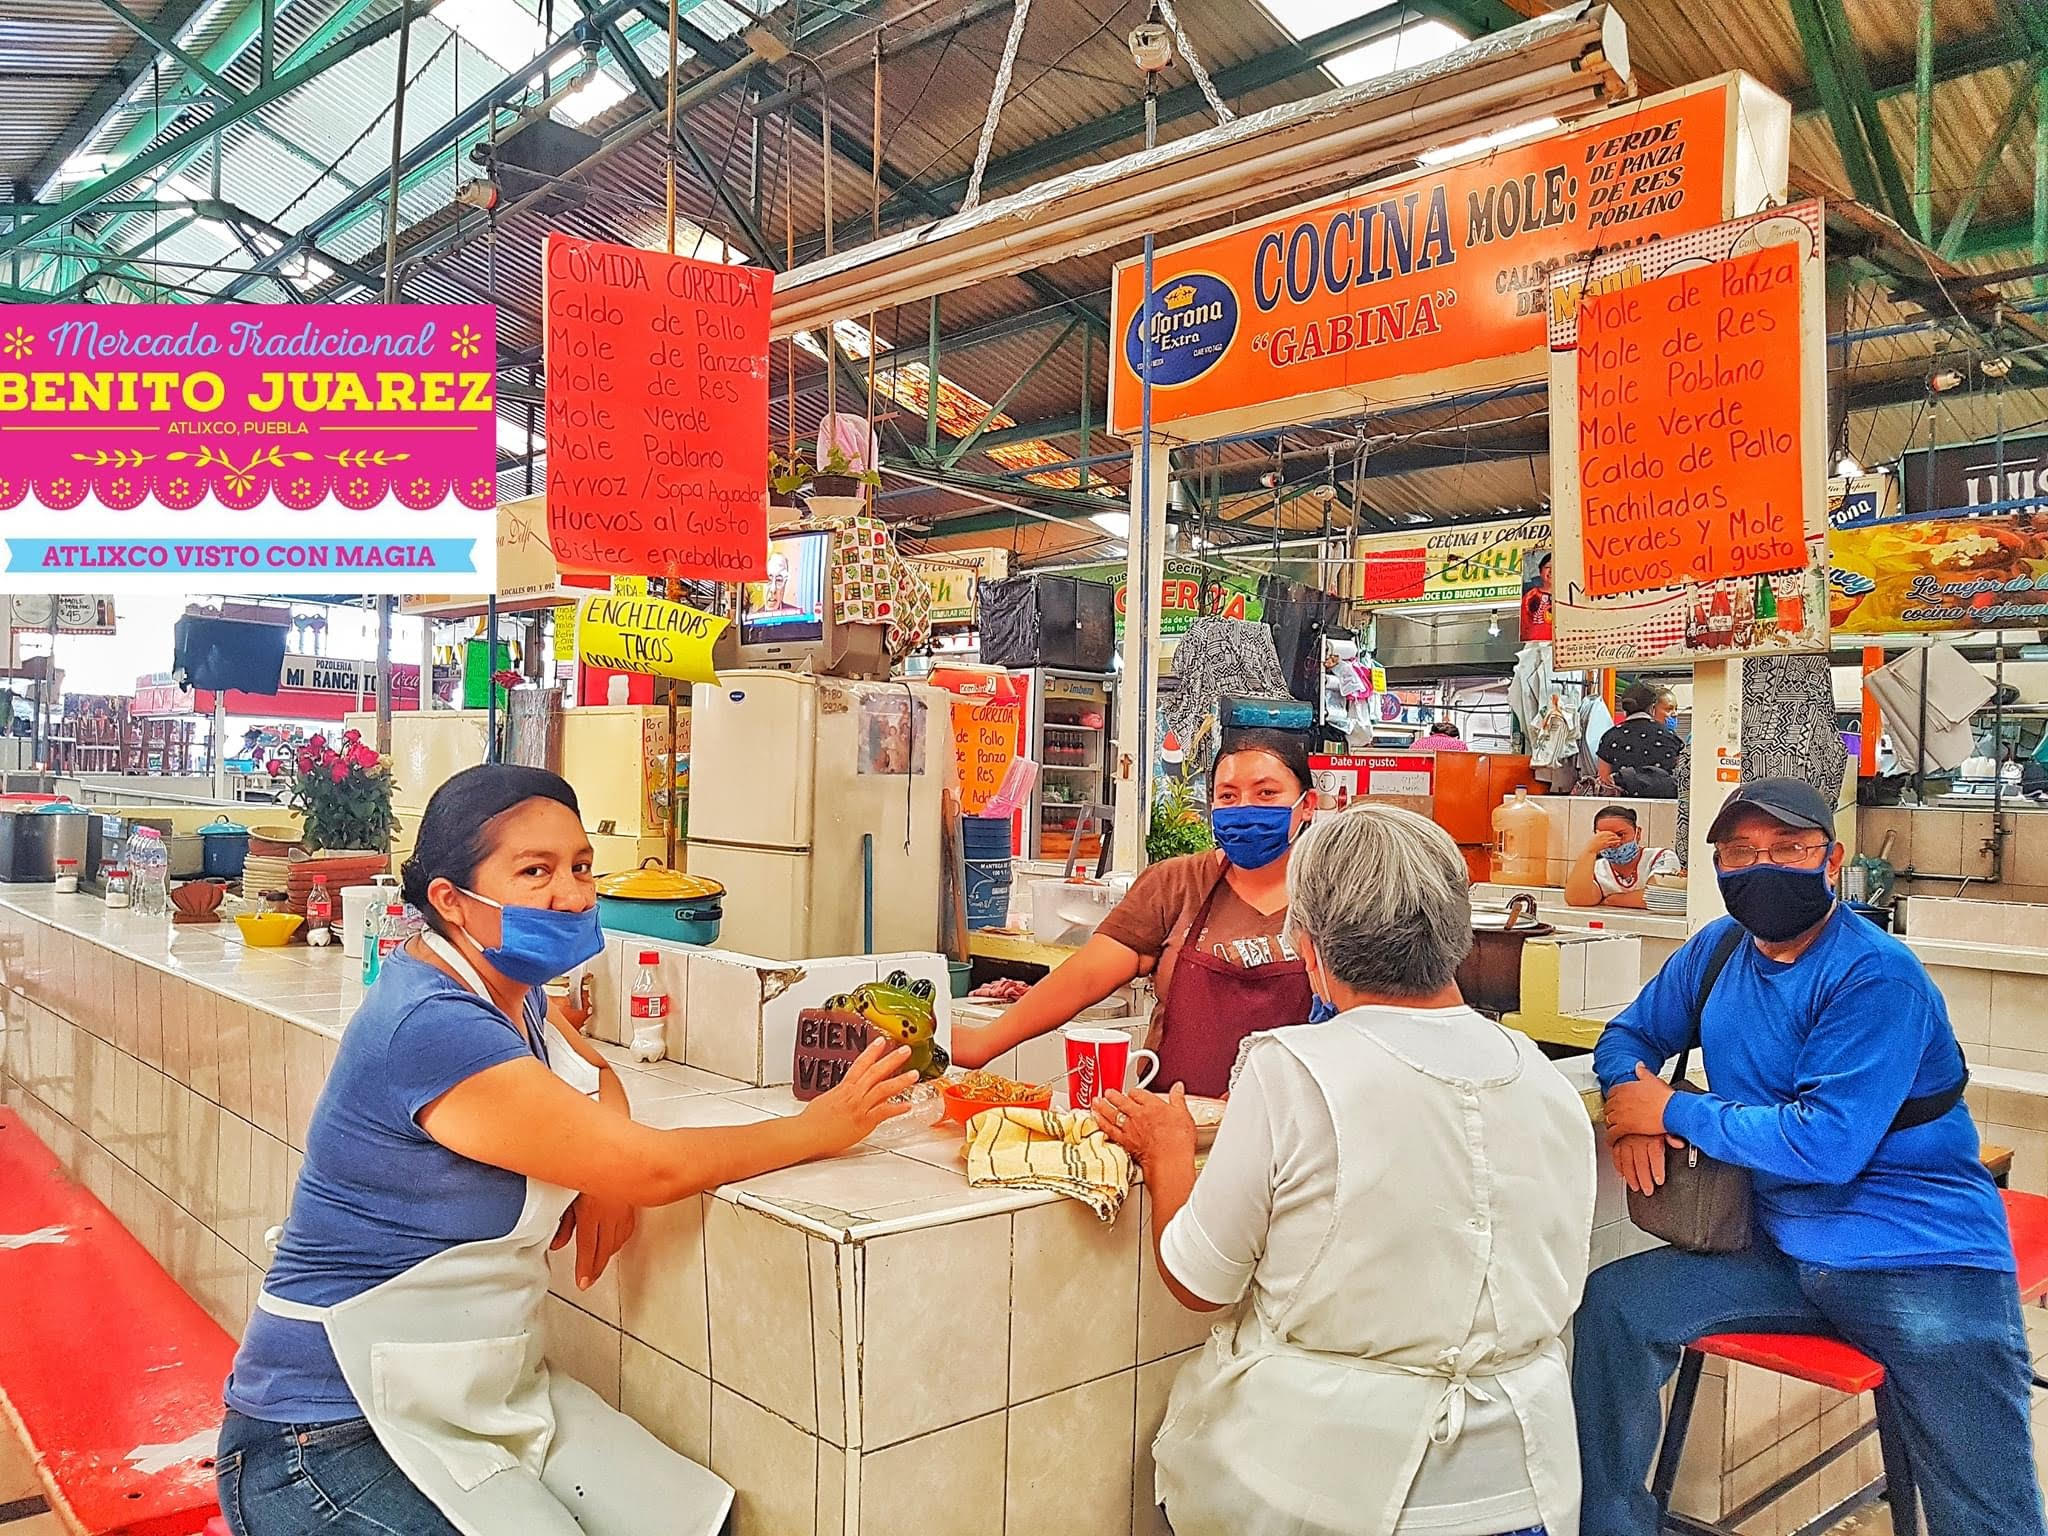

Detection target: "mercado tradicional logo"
[1123, 273, 1237, 388]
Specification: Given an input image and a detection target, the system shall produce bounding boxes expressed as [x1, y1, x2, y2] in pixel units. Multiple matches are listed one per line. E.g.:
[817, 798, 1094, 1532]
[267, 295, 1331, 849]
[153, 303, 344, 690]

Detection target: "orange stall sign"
[1108, 81, 1737, 438]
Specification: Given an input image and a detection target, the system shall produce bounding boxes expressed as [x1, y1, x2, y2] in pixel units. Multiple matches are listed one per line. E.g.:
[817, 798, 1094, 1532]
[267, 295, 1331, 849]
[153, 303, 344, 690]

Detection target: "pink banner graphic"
[0, 304, 500, 593]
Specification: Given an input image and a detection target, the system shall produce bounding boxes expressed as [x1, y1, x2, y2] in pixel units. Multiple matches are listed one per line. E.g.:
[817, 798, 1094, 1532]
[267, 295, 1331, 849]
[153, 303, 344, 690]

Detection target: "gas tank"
[1491, 788, 1548, 884]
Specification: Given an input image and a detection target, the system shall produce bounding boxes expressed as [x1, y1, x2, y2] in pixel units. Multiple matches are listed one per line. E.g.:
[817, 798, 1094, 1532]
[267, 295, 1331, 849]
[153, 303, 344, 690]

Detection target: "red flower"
[342, 728, 362, 745]
[329, 761, 349, 784]
[308, 733, 327, 752]
[349, 743, 378, 770]
[265, 758, 284, 776]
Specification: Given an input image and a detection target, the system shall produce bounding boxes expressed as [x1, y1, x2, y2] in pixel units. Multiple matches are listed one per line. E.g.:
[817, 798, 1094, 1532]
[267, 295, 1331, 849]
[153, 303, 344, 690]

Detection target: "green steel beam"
[1786, 0, 1885, 209]
[0, 0, 433, 254]
[1915, 0, 1935, 241]
[941, 319, 1080, 469]
[22, 0, 214, 194]
[1406, 0, 1520, 33]
[1793, 30, 2030, 116]
[2036, 66, 2048, 296]
[1818, 0, 1916, 224]
[2006, 0, 2048, 57]
[1937, 80, 2032, 258]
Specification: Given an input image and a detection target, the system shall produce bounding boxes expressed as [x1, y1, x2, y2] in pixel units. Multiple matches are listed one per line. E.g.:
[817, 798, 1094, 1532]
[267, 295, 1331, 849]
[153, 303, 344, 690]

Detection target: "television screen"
[173, 616, 289, 694]
[739, 529, 829, 647]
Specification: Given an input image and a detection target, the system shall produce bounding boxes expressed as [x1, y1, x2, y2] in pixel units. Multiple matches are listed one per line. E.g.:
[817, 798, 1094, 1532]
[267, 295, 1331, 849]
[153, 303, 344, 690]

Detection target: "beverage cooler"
[1024, 669, 1114, 867]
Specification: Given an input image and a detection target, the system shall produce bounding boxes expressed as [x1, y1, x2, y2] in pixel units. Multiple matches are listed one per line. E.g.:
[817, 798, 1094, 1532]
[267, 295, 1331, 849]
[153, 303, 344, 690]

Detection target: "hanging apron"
[1153, 1011, 1587, 1536]
[1151, 867, 1313, 1099]
[256, 931, 733, 1536]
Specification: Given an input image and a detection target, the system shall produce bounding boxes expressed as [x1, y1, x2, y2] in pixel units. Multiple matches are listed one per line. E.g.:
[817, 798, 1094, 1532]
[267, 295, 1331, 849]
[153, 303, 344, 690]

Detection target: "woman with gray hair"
[1098, 804, 1596, 1536]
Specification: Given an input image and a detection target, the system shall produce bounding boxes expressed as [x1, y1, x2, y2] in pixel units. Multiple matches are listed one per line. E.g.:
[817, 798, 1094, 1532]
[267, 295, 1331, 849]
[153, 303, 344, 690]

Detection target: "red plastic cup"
[1062, 1026, 1159, 1110]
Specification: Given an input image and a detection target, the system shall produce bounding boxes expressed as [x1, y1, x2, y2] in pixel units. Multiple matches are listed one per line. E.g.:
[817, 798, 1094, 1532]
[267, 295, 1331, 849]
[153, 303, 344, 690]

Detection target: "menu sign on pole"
[1574, 246, 1803, 597]
[544, 235, 772, 583]
[1545, 203, 1830, 668]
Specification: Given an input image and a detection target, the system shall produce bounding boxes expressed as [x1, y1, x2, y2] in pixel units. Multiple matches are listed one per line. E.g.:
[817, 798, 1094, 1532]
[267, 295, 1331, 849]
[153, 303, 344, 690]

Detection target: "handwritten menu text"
[544, 235, 770, 582]
[1574, 243, 1803, 598]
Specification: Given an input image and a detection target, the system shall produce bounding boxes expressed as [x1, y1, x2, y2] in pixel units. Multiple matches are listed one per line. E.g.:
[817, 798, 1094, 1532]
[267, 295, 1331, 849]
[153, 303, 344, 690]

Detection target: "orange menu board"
[1573, 242, 1804, 598]
[1107, 82, 1733, 435]
[951, 695, 1023, 814]
[544, 234, 772, 582]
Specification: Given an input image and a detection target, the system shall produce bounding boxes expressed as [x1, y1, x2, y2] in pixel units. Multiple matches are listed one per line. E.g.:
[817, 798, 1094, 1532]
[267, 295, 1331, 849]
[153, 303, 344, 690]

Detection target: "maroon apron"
[1150, 868, 1313, 1099]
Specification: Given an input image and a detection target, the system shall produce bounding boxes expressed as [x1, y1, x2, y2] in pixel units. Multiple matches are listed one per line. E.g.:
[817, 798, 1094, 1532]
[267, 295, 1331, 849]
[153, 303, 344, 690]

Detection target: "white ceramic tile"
[1726, 1361, 1783, 1470]
[216, 1111, 254, 1259]
[186, 985, 220, 1103]
[856, 1409, 1006, 1536]
[1133, 1351, 1195, 1536]
[1009, 1196, 1140, 1404]
[543, 1291, 623, 1407]
[581, 936, 632, 1047]
[248, 1127, 292, 1262]
[684, 950, 773, 1084]
[1991, 971, 2048, 1054]
[1668, 1368, 1727, 1521]
[283, 1024, 328, 1151]
[133, 963, 164, 1071]
[216, 998, 254, 1120]
[160, 978, 190, 1090]
[705, 1196, 818, 1433]
[620, 1335, 713, 1466]
[860, 1212, 1012, 1449]
[620, 1194, 711, 1374]
[816, 1440, 845, 1536]
[809, 1237, 849, 1447]
[631, 1094, 777, 1131]
[709, 1384, 817, 1536]
[1137, 1189, 1217, 1364]
[1583, 935, 1642, 1012]
[247, 1008, 288, 1140]
[1007, 1370, 1136, 1536]
[726, 1147, 963, 1223]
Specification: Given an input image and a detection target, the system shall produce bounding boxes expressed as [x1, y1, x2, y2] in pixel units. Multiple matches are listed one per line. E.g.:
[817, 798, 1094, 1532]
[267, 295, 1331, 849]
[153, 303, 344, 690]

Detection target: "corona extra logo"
[1124, 272, 1237, 388]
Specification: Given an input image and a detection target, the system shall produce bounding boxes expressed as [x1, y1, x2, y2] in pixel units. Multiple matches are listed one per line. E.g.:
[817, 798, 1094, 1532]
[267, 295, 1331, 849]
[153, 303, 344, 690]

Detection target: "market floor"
[0, 1314, 2044, 1534]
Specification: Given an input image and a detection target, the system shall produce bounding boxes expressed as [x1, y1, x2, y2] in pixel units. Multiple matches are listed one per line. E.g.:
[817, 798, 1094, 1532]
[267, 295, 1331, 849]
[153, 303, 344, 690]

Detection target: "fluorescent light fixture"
[772, 6, 1629, 337]
[1419, 114, 1559, 166]
[792, 318, 889, 360]
[497, 419, 536, 455]
[1090, 511, 1132, 539]
[58, 152, 115, 183]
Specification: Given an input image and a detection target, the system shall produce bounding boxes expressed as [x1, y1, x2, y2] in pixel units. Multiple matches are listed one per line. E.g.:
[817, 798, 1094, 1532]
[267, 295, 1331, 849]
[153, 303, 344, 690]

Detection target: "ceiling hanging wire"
[379, 0, 415, 303]
[1149, 0, 1232, 125]
[960, 0, 1033, 213]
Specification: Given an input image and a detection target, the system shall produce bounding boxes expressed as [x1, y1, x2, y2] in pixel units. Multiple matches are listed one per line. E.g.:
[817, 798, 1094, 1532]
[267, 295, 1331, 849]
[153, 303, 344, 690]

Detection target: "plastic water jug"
[1491, 788, 1548, 884]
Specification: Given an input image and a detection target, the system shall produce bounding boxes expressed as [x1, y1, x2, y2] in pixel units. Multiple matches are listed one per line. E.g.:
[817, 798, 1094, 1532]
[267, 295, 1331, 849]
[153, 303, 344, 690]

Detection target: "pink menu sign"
[0, 304, 499, 593]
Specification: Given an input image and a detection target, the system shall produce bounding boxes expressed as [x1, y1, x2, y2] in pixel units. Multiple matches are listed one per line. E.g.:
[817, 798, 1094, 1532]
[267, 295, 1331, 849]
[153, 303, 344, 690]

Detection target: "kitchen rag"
[964, 1107, 1133, 1221]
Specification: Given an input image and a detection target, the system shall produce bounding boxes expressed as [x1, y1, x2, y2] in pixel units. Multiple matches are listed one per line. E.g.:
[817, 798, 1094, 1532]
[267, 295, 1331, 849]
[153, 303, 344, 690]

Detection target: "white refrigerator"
[686, 670, 948, 960]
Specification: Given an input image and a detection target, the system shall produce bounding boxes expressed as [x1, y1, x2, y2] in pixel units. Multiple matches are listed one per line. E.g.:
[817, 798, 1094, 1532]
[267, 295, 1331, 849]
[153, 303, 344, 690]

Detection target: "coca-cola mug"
[1062, 1026, 1159, 1110]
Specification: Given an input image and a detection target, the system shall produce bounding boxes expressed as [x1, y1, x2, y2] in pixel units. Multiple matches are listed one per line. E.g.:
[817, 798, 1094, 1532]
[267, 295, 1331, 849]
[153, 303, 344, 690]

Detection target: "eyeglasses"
[1714, 840, 1830, 870]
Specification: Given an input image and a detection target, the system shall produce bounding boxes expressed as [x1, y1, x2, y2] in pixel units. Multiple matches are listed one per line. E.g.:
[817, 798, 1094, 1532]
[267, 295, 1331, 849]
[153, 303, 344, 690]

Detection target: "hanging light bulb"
[1835, 453, 1863, 478]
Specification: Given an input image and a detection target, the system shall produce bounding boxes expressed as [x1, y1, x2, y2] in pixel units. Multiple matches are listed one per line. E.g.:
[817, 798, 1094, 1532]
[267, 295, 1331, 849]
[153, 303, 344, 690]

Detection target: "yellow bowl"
[234, 911, 304, 947]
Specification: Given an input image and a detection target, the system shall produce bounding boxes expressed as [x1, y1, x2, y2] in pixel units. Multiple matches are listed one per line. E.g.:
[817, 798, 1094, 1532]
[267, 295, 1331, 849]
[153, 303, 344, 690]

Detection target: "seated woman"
[1563, 805, 1681, 910]
[217, 763, 915, 1536]
[1098, 804, 1596, 1536]
[951, 731, 1317, 1099]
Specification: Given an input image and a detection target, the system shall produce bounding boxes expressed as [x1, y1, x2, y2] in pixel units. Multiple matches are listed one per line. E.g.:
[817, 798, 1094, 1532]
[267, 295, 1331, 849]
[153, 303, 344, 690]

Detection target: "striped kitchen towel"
[964, 1107, 1133, 1221]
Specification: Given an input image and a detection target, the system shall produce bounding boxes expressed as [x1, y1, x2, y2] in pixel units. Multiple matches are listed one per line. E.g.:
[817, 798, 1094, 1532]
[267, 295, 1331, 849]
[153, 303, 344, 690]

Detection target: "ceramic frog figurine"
[825, 970, 949, 1080]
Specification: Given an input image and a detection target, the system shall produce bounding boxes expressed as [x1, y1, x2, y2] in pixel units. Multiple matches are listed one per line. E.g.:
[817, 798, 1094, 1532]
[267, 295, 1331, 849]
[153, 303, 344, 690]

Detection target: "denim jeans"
[1572, 1243, 2045, 1536]
[216, 1410, 459, 1536]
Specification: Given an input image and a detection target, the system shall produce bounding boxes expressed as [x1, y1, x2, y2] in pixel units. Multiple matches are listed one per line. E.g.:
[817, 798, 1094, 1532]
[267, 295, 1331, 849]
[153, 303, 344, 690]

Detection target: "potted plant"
[811, 443, 881, 500]
[1147, 772, 1215, 864]
[769, 450, 812, 510]
[266, 730, 400, 909]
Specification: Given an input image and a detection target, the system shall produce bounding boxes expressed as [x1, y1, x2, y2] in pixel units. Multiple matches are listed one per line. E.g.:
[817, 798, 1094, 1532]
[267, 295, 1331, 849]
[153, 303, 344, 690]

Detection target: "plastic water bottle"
[629, 950, 669, 1063]
[363, 902, 403, 985]
[129, 827, 169, 916]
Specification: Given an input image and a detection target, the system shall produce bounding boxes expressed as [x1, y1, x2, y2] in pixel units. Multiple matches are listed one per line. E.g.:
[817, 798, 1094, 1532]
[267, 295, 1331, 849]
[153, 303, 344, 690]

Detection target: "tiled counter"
[0, 887, 2006, 1535]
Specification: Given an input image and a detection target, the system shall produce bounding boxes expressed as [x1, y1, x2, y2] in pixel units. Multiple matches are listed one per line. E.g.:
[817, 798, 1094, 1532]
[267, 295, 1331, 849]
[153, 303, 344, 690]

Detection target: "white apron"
[1154, 1012, 1595, 1536]
[258, 931, 733, 1536]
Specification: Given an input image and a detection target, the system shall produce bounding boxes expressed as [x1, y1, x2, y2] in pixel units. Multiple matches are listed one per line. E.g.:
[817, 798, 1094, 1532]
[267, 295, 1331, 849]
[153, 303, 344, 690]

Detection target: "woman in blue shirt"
[218, 764, 915, 1536]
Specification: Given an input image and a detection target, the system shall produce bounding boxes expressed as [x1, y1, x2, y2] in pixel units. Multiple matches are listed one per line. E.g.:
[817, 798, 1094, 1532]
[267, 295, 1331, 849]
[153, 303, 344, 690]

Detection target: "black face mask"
[1716, 864, 1836, 943]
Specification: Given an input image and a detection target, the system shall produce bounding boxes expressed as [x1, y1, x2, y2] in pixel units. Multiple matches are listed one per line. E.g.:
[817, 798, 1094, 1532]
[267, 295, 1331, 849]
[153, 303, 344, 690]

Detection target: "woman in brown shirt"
[951, 731, 1317, 1097]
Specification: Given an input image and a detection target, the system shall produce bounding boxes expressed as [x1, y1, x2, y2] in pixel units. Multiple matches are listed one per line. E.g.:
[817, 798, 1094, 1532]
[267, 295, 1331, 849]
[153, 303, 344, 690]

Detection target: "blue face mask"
[1599, 840, 1641, 865]
[461, 889, 605, 986]
[1210, 797, 1302, 870]
[1307, 993, 1338, 1024]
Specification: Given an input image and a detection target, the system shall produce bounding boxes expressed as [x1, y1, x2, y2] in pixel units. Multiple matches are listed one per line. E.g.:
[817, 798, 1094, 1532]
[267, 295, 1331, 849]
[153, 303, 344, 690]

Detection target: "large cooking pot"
[595, 861, 724, 945]
[197, 815, 250, 879]
[1456, 893, 1553, 1019]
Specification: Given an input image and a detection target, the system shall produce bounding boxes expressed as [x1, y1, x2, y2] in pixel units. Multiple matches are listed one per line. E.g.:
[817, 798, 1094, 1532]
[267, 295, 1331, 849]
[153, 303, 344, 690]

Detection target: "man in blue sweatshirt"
[1575, 778, 2038, 1536]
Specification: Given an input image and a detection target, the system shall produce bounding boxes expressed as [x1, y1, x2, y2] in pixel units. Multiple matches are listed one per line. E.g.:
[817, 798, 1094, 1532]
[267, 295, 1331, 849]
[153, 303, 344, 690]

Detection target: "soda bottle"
[629, 950, 669, 1063]
[304, 876, 333, 947]
[364, 902, 404, 984]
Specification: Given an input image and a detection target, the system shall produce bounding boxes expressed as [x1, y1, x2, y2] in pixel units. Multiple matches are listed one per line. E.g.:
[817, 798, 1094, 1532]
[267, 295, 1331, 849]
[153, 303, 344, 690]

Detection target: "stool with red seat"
[1649, 1188, 2048, 1536]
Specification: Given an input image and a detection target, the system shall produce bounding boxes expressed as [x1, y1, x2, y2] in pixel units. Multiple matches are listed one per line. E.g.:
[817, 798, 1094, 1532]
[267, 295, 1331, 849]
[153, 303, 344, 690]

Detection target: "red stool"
[206, 1521, 232, 1536]
[1650, 1189, 2048, 1536]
